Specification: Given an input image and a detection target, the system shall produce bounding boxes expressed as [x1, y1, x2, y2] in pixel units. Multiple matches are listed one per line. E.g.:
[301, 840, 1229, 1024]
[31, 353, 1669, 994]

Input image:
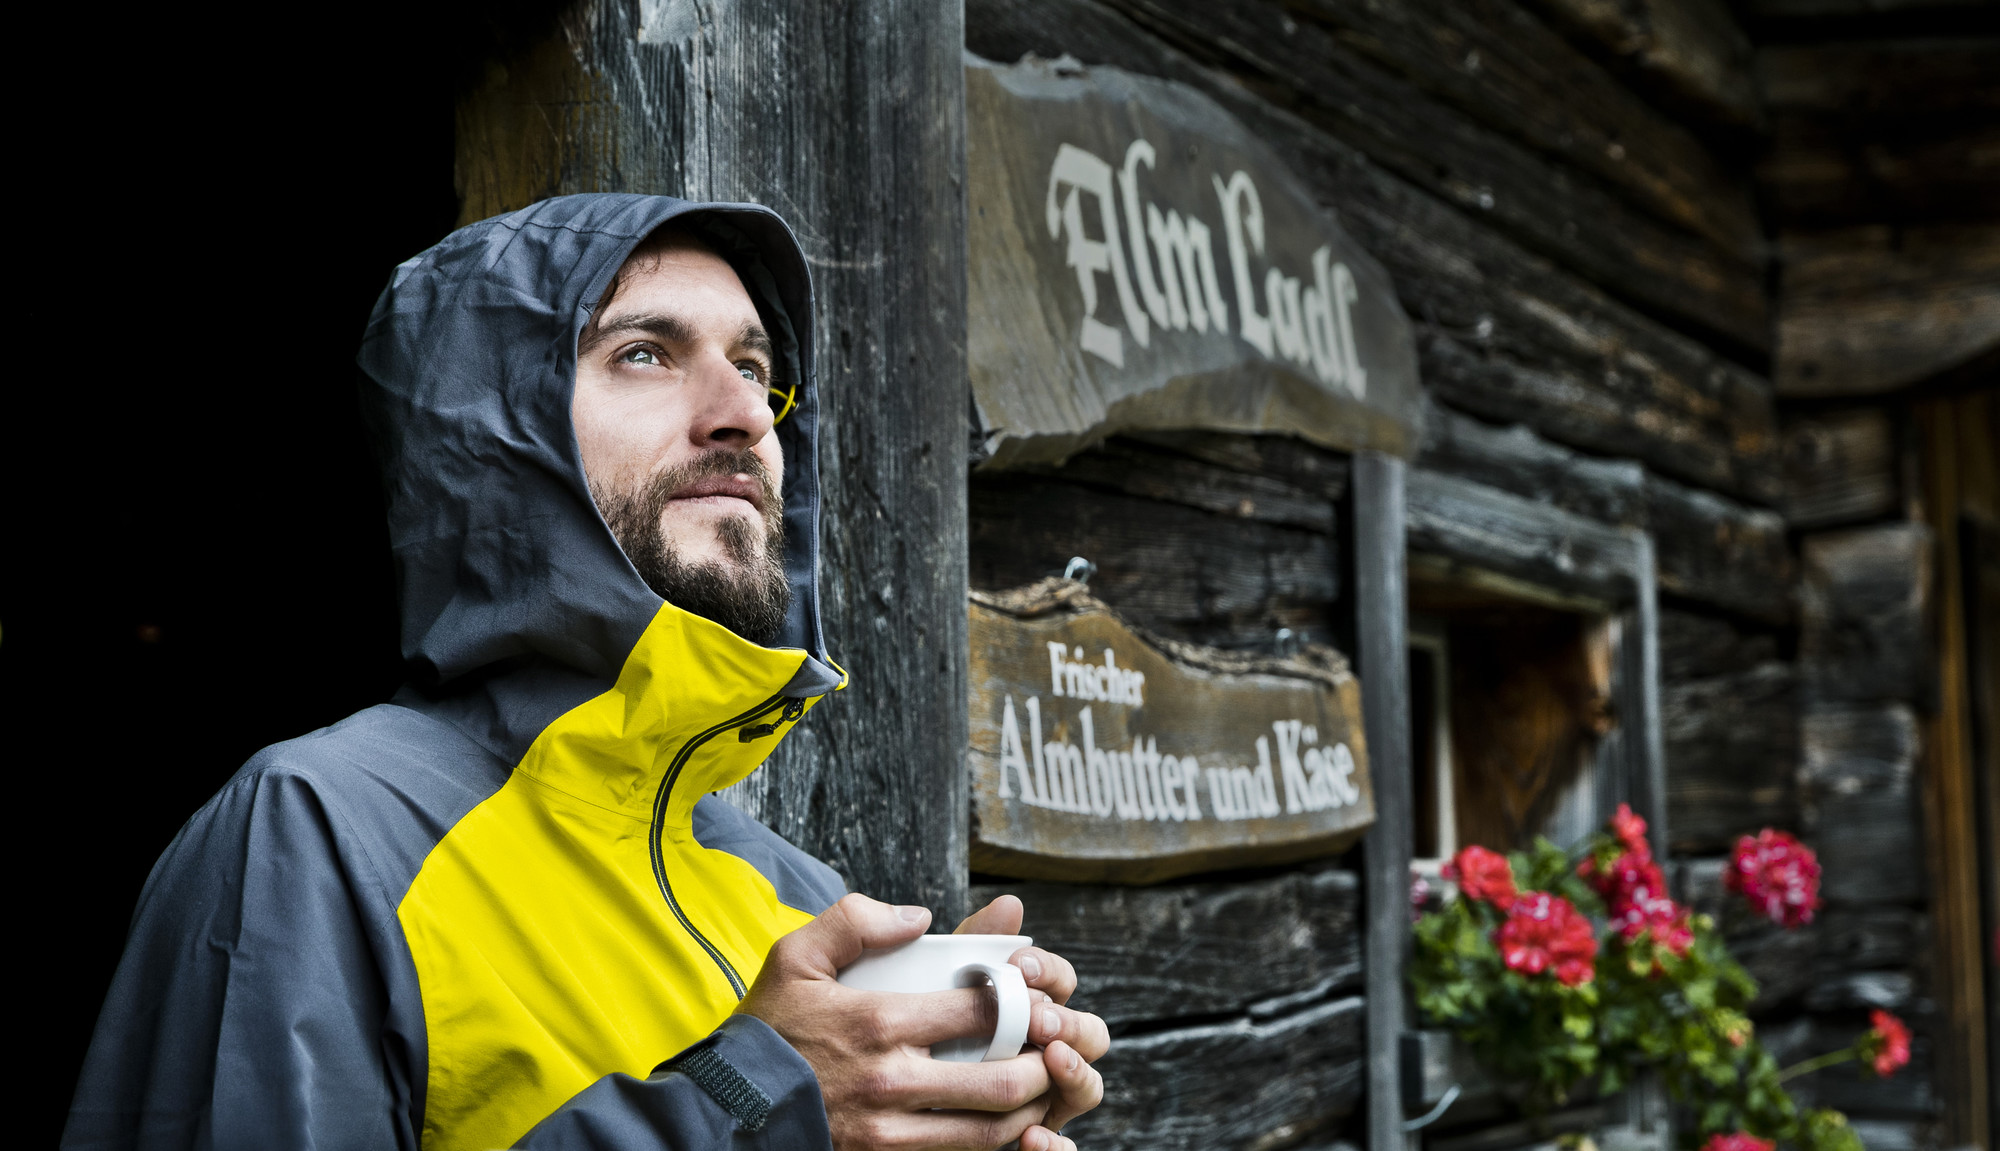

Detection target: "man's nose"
[689, 352, 775, 447]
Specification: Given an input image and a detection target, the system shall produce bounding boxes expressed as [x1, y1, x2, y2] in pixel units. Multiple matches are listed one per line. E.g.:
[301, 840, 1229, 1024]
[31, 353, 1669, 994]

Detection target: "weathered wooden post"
[456, 0, 972, 916]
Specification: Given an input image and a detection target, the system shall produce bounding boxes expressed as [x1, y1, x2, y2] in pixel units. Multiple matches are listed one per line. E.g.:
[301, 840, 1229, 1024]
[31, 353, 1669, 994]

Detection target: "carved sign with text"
[969, 581, 1375, 883]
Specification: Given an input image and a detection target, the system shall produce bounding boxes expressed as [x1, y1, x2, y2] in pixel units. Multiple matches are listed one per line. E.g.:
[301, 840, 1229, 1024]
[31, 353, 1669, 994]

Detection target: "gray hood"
[357, 193, 829, 692]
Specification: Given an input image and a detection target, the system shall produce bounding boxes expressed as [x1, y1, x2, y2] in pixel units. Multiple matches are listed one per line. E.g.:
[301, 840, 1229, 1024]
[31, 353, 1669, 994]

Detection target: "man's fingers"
[880, 986, 1000, 1048]
[954, 893, 1025, 936]
[846, 1100, 1050, 1151]
[1022, 1125, 1080, 1151]
[1037, 1039, 1106, 1132]
[776, 893, 930, 975]
[1027, 1000, 1110, 1063]
[1011, 946, 1077, 1005]
[884, 1050, 1052, 1112]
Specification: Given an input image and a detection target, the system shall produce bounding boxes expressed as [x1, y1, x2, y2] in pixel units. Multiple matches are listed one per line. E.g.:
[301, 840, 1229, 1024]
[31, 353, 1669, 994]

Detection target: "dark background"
[6, 3, 545, 1140]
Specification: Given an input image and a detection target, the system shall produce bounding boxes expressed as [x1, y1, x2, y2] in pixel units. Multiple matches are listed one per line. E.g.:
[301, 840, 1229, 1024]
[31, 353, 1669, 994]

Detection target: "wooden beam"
[1663, 662, 1801, 852]
[1522, 0, 1762, 130]
[1059, 996, 1366, 1150]
[969, 869, 1361, 1026]
[966, 0, 1785, 501]
[1800, 702, 1923, 905]
[1091, 0, 1770, 350]
[1406, 468, 1645, 605]
[1799, 523, 1932, 705]
[1417, 402, 1793, 622]
[1775, 225, 2000, 397]
[1780, 408, 1899, 530]
[457, 0, 972, 915]
[1354, 452, 1412, 1151]
[1658, 607, 1780, 682]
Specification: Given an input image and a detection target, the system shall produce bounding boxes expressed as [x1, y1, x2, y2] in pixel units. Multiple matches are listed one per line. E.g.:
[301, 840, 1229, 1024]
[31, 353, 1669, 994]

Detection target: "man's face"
[574, 234, 791, 643]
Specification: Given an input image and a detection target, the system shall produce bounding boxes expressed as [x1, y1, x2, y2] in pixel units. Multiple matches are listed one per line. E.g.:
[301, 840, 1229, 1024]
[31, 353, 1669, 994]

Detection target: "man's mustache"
[642, 449, 782, 530]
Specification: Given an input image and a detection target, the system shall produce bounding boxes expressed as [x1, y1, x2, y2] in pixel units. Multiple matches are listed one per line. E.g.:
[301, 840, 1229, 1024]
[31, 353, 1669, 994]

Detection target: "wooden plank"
[1406, 468, 1644, 605]
[969, 867, 1362, 1026]
[1757, 40, 2000, 228]
[1088, 0, 1771, 351]
[969, 472, 1341, 649]
[1353, 452, 1412, 1151]
[1799, 522, 1932, 705]
[966, 0, 1785, 502]
[457, 0, 973, 914]
[1419, 402, 1793, 622]
[966, 584, 1374, 882]
[1060, 995, 1366, 1150]
[1658, 607, 1780, 681]
[1123, 430, 1352, 500]
[1663, 662, 1800, 853]
[1018, 438, 1339, 533]
[1780, 408, 1899, 529]
[1800, 703, 1923, 905]
[1775, 225, 2000, 397]
[1521, 0, 1762, 130]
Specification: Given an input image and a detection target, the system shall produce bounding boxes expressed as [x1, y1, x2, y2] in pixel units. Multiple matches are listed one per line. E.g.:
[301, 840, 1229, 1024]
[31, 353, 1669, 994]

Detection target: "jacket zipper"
[647, 691, 806, 998]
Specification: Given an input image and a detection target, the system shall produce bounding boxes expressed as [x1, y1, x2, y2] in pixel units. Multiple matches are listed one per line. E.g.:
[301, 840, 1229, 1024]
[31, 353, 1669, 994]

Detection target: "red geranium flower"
[1610, 802, 1652, 857]
[1495, 892, 1597, 986]
[1863, 1010, 1911, 1077]
[1444, 845, 1517, 909]
[1701, 1133, 1774, 1151]
[1724, 829, 1822, 929]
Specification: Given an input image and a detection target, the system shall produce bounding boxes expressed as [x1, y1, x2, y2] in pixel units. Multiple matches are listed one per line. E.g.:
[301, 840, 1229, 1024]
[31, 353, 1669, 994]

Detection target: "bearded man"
[64, 194, 1106, 1151]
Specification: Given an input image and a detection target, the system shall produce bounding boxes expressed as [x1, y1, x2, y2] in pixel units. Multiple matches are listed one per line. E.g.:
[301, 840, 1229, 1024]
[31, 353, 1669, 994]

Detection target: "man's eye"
[738, 364, 763, 383]
[620, 347, 663, 366]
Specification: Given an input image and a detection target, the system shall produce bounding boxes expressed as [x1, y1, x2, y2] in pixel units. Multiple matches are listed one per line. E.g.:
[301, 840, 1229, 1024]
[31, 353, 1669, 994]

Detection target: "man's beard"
[593, 450, 791, 645]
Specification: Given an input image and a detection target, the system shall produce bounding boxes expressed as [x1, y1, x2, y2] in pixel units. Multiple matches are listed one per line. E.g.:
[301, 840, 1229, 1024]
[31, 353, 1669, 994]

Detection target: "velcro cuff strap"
[665, 1043, 774, 1132]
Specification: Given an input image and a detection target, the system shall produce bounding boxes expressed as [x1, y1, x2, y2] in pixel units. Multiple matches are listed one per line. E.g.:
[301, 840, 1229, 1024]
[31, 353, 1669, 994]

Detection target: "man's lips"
[668, 472, 766, 512]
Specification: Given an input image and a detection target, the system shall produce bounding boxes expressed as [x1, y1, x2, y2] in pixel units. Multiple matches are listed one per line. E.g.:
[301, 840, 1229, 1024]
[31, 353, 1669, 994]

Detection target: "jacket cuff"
[658, 1015, 831, 1145]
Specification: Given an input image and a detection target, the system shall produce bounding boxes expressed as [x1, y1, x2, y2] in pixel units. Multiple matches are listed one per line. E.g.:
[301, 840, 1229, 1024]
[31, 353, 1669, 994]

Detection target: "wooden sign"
[969, 581, 1375, 883]
[966, 55, 1423, 469]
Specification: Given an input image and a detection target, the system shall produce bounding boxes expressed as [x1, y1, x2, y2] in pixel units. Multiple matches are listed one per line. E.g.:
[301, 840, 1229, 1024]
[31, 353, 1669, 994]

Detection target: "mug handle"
[955, 961, 1031, 1062]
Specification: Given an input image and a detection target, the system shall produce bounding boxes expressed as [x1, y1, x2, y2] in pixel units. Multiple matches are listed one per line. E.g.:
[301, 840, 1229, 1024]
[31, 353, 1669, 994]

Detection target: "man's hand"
[953, 896, 1106, 1151]
[739, 894, 1069, 1150]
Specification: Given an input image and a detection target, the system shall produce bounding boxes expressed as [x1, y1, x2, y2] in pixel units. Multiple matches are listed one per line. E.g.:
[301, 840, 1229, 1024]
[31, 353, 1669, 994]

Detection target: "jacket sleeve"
[62, 762, 418, 1151]
[514, 1015, 833, 1150]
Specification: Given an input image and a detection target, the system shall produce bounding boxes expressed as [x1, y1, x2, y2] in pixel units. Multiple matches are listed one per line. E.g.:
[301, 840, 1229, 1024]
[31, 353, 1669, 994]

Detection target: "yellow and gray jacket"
[65, 194, 848, 1151]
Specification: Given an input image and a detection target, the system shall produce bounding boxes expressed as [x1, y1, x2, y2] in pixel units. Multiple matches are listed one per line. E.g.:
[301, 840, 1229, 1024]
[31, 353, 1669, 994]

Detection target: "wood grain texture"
[1354, 453, 1412, 1151]
[1406, 468, 1644, 606]
[1419, 402, 1793, 621]
[1775, 226, 2000, 397]
[1089, 0, 1770, 350]
[1780, 408, 1899, 529]
[1801, 703, 1923, 905]
[1799, 523, 1932, 705]
[1061, 995, 1366, 1151]
[457, 0, 973, 914]
[1016, 437, 1340, 533]
[969, 867, 1362, 1026]
[1521, 0, 1761, 129]
[969, 471, 1341, 650]
[966, 0, 1784, 501]
[1663, 662, 1800, 853]
[1658, 607, 1780, 682]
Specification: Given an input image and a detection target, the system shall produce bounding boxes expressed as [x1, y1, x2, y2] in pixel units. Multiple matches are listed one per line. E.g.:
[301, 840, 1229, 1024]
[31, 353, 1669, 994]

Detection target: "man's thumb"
[792, 893, 932, 973]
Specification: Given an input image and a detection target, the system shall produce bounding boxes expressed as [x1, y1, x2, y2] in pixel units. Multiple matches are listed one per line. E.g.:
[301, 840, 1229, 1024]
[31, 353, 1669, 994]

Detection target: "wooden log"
[1775, 225, 2000, 397]
[969, 473, 1340, 650]
[1801, 703, 1923, 905]
[966, 0, 1785, 502]
[1799, 523, 1932, 705]
[1814, 905, 1927, 973]
[1757, 41, 2000, 228]
[1123, 431, 1352, 500]
[1406, 468, 1644, 605]
[1663, 662, 1800, 854]
[458, 0, 974, 913]
[1017, 438, 1338, 534]
[1658, 607, 1779, 681]
[1781, 408, 1899, 530]
[1419, 402, 1792, 622]
[1060, 995, 1366, 1151]
[970, 867, 1362, 1026]
[1520, 0, 1762, 130]
[1089, 0, 1770, 351]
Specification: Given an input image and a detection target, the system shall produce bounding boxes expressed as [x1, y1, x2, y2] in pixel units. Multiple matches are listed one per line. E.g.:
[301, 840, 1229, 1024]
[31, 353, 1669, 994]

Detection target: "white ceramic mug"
[835, 933, 1033, 1063]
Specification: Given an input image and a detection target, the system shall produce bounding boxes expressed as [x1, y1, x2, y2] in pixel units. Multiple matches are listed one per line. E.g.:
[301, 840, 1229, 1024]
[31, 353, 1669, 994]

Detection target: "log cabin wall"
[967, 0, 1988, 1149]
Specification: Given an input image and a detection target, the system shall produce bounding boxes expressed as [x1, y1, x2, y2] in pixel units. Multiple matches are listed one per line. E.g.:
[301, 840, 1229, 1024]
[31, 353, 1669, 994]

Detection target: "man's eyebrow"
[580, 310, 699, 354]
[735, 323, 775, 361]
